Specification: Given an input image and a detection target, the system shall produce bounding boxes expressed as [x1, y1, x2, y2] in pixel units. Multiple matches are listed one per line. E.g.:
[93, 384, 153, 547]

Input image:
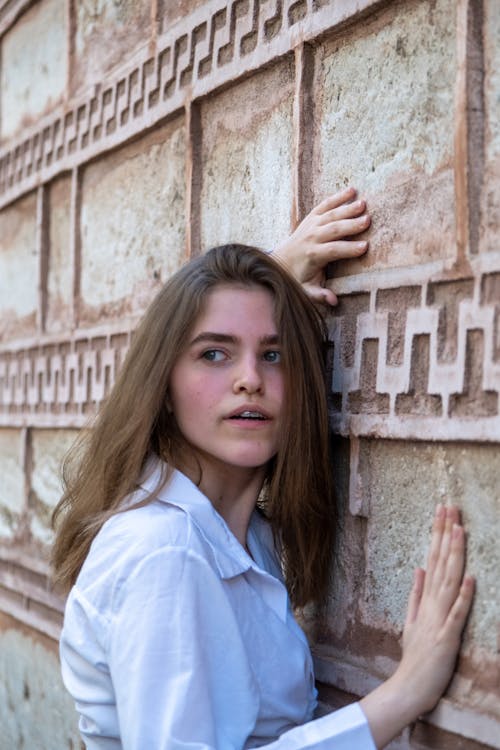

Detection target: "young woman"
[52, 190, 474, 750]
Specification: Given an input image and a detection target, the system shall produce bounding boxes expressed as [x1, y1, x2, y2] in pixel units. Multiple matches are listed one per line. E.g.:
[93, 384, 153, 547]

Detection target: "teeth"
[237, 410, 264, 418]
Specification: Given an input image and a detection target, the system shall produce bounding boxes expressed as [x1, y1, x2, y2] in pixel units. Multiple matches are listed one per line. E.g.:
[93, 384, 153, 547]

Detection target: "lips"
[226, 405, 272, 420]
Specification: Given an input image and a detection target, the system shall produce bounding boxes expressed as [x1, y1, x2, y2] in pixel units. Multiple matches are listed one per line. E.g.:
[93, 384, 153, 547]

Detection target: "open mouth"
[230, 410, 268, 421]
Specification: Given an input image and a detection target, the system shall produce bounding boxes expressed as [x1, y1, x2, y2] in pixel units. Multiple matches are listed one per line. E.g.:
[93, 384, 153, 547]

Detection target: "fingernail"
[452, 524, 462, 539]
[435, 503, 444, 517]
[358, 241, 368, 249]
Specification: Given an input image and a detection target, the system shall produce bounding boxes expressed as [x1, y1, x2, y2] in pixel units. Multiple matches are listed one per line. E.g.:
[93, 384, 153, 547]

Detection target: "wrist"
[360, 671, 420, 749]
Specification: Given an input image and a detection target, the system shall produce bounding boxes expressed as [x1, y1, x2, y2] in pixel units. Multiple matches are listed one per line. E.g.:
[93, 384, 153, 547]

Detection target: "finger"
[313, 187, 358, 215]
[438, 523, 466, 611]
[318, 215, 371, 242]
[444, 575, 475, 639]
[310, 240, 368, 266]
[424, 504, 446, 588]
[303, 283, 338, 306]
[405, 568, 425, 627]
[428, 507, 463, 597]
[319, 201, 368, 224]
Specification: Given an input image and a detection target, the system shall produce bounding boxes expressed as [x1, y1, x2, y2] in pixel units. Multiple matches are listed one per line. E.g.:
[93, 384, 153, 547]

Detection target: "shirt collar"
[138, 457, 258, 580]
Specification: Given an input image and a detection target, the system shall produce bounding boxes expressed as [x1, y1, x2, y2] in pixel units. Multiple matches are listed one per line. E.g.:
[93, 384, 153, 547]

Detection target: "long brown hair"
[52, 245, 335, 606]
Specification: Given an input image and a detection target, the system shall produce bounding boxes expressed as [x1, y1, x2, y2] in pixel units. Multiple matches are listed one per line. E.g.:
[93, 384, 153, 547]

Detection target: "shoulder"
[74, 497, 213, 612]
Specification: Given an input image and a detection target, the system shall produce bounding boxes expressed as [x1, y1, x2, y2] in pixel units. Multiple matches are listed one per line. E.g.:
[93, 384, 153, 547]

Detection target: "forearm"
[360, 672, 419, 749]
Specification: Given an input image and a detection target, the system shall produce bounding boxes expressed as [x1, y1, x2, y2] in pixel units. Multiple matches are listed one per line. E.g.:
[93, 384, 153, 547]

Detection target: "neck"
[176, 454, 266, 548]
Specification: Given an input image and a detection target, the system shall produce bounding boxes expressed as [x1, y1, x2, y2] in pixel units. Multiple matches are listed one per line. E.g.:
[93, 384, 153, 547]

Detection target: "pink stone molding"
[0, 548, 63, 641]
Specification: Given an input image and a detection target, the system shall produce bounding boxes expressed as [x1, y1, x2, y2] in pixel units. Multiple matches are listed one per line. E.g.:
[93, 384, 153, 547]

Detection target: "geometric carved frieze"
[0, 0, 381, 208]
[0, 327, 132, 428]
[1, 272, 499, 441]
[330, 272, 500, 442]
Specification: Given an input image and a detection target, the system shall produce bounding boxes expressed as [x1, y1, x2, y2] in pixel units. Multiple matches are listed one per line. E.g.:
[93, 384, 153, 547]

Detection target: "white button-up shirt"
[60, 461, 376, 750]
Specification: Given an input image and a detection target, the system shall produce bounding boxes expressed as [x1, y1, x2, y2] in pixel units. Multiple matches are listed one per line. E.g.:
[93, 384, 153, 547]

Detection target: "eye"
[201, 349, 227, 362]
[263, 350, 281, 364]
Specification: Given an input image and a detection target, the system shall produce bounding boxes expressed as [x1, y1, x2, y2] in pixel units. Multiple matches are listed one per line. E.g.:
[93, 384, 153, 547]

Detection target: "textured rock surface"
[0, 193, 38, 341]
[314, 0, 456, 274]
[0, 626, 80, 749]
[0, 0, 67, 140]
[200, 61, 295, 252]
[72, 0, 152, 95]
[47, 176, 73, 334]
[30, 430, 79, 545]
[482, 0, 500, 254]
[80, 120, 186, 324]
[0, 430, 24, 538]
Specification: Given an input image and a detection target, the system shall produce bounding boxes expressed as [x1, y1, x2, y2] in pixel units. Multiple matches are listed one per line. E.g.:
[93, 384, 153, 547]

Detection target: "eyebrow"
[189, 332, 280, 346]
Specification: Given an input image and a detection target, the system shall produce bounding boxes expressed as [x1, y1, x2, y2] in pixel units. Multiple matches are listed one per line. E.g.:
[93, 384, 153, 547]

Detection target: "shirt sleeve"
[255, 703, 376, 750]
[108, 545, 376, 750]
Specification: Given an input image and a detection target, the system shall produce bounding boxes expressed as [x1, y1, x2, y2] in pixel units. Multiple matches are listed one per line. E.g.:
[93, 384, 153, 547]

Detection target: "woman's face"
[169, 284, 284, 481]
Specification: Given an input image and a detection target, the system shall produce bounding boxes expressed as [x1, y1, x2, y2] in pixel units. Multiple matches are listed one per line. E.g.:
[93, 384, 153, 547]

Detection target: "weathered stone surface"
[30, 429, 79, 545]
[0, 192, 37, 341]
[158, 0, 206, 34]
[481, 0, 500, 254]
[354, 439, 499, 665]
[0, 0, 67, 140]
[314, 0, 456, 274]
[47, 176, 73, 334]
[80, 120, 186, 324]
[72, 0, 152, 95]
[0, 429, 24, 538]
[200, 61, 294, 252]
[0, 626, 80, 748]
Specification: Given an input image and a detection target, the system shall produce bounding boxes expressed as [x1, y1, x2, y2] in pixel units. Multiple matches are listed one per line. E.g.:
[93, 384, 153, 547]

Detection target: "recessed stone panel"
[73, 0, 152, 95]
[314, 0, 456, 274]
[200, 61, 294, 252]
[46, 175, 73, 334]
[357, 440, 499, 659]
[30, 429, 79, 545]
[80, 120, 186, 324]
[0, 0, 67, 140]
[0, 429, 24, 538]
[0, 193, 38, 341]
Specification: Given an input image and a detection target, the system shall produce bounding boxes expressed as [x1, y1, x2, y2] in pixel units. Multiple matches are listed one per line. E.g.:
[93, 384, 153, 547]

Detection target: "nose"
[233, 355, 263, 394]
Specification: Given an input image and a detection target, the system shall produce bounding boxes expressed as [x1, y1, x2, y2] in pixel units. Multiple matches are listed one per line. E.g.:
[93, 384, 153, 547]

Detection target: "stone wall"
[0, 0, 498, 748]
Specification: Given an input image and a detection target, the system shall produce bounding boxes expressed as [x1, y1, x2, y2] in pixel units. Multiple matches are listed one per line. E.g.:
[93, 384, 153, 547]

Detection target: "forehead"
[192, 283, 277, 331]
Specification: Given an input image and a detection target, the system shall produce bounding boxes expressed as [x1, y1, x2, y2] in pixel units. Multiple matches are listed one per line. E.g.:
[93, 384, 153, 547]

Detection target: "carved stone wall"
[0, 0, 498, 748]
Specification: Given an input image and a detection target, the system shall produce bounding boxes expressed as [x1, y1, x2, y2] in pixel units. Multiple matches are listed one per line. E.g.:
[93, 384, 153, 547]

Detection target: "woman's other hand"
[360, 504, 475, 749]
[396, 504, 475, 714]
[272, 186, 370, 305]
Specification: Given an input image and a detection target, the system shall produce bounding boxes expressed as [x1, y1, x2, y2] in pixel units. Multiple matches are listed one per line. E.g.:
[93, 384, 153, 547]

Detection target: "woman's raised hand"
[360, 504, 475, 749]
[272, 186, 370, 305]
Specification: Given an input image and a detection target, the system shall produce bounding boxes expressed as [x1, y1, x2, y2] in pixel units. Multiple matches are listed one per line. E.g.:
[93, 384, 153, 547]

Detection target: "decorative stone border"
[1, 270, 498, 439]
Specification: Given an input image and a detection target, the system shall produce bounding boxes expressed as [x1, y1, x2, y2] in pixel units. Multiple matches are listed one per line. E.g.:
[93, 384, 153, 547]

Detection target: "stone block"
[481, 0, 500, 254]
[73, 0, 152, 94]
[47, 175, 73, 334]
[314, 0, 456, 274]
[0, 430, 25, 538]
[200, 61, 294, 252]
[80, 119, 186, 325]
[0, 0, 67, 140]
[0, 192, 38, 341]
[30, 429, 79, 545]
[356, 439, 498, 656]
[0, 627, 80, 749]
